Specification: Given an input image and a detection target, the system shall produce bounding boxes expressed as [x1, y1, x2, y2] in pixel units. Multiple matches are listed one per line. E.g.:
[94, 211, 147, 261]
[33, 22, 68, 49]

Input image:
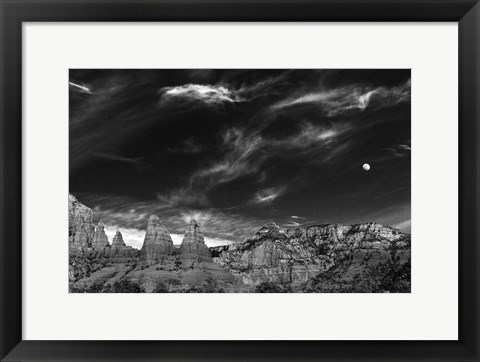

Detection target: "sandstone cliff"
[69, 194, 95, 250]
[211, 222, 410, 291]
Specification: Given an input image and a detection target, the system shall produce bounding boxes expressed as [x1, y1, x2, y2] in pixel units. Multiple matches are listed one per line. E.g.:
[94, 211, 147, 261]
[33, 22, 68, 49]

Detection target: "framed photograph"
[68, 68, 412, 295]
[1, 0, 479, 361]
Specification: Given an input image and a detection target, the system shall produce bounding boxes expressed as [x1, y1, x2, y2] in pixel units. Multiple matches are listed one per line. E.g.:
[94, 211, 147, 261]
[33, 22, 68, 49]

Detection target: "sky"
[69, 69, 411, 248]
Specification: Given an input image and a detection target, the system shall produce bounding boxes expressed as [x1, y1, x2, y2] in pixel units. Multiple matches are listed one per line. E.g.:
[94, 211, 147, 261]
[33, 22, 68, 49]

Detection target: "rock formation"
[69, 194, 411, 293]
[179, 219, 212, 261]
[211, 222, 410, 290]
[92, 221, 110, 249]
[140, 215, 174, 261]
[255, 222, 287, 237]
[108, 231, 139, 258]
[69, 194, 95, 250]
[112, 231, 126, 247]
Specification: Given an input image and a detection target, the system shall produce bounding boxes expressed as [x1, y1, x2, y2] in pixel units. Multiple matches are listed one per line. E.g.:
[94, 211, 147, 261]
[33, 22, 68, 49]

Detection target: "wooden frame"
[1, 1, 479, 361]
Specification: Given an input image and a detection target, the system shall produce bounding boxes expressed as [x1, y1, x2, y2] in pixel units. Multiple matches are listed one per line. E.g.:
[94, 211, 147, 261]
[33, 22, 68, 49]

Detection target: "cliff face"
[69, 194, 95, 250]
[211, 222, 410, 291]
[68, 194, 140, 259]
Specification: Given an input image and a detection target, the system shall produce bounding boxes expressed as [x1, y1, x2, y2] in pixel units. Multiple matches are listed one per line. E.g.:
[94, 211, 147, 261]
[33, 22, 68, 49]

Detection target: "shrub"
[87, 282, 104, 293]
[111, 278, 145, 293]
[153, 282, 169, 293]
[166, 278, 182, 286]
[254, 282, 286, 293]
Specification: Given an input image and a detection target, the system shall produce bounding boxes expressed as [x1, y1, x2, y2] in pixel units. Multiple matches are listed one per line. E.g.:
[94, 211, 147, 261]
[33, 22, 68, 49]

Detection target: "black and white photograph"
[69, 69, 411, 293]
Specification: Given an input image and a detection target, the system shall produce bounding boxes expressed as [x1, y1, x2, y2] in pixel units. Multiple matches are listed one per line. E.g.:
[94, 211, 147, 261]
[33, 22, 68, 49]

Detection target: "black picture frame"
[1, 1, 479, 361]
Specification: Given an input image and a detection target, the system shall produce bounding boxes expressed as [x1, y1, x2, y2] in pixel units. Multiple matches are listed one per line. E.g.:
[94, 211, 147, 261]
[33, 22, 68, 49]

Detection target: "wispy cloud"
[191, 128, 264, 185]
[160, 72, 292, 108]
[386, 143, 411, 157]
[157, 122, 351, 210]
[252, 187, 285, 204]
[69, 81, 93, 94]
[157, 187, 209, 207]
[94, 152, 142, 164]
[190, 122, 352, 191]
[180, 210, 214, 226]
[69, 76, 158, 171]
[235, 72, 291, 101]
[278, 122, 350, 148]
[270, 80, 411, 116]
[160, 84, 243, 105]
[271, 89, 337, 111]
[155, 120, 355, 212]
[398, 144, 411, 151]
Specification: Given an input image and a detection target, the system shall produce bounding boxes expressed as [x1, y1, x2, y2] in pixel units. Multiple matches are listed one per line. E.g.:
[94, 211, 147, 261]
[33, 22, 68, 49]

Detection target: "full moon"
[362, 163, 371, 171]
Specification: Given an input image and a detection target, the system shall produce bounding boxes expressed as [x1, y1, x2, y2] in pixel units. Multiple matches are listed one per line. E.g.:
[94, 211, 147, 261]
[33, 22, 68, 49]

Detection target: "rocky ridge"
[211, 221, 410, 291]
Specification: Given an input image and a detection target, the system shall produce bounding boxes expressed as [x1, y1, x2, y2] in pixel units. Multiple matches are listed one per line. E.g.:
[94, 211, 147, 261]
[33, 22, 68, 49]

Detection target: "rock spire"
[140, 215, 174, 261]
[92, 221, 110, 249]
[112, 231, 126, 247]
[179, 219, 211, 260]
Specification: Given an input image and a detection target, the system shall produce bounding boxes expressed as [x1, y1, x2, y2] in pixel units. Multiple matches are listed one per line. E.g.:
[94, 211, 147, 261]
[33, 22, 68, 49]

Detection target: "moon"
[362, 163, 371, 171]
